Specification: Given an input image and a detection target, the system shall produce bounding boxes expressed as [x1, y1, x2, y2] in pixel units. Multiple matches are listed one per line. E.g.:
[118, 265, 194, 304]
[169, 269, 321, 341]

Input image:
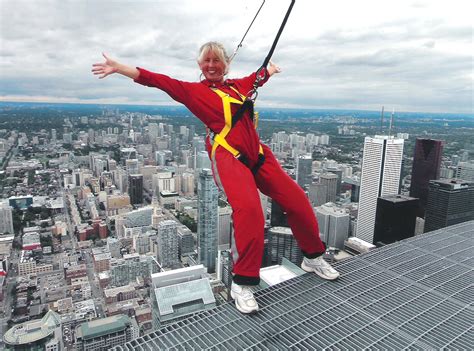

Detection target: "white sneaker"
[230, 282, 259, 314]
[301, 256, 340, 280]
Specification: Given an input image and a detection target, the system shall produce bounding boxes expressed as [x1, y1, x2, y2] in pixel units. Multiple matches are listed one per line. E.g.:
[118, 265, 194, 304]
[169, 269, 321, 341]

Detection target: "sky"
[0, 0, 472, 114]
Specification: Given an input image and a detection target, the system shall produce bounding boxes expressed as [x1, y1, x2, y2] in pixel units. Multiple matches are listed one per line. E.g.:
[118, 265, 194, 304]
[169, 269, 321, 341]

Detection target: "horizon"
[1, 100, 473, 118]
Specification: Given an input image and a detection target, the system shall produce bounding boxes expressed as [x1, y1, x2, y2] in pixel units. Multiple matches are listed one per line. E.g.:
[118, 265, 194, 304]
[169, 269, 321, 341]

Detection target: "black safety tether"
[233, 0, 296, 127]
[222, 0, 296, 175]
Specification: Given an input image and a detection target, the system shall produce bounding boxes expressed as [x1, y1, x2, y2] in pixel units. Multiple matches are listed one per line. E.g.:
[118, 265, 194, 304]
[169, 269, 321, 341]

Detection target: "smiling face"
[198, 50, 227, 82]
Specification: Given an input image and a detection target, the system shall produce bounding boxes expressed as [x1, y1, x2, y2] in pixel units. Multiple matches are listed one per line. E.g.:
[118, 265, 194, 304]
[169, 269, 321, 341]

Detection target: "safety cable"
[250, 0, 296, 100]
[229, 0, 266, 63]
[231, 0, 296, 128]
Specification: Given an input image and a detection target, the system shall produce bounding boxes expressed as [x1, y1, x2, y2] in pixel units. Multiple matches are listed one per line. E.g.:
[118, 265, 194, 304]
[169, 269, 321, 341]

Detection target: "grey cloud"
[0, 0, 472, 114]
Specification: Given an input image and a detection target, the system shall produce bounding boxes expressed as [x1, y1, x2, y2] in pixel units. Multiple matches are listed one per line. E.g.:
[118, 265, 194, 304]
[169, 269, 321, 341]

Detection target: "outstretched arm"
[92, 53, 139, 80]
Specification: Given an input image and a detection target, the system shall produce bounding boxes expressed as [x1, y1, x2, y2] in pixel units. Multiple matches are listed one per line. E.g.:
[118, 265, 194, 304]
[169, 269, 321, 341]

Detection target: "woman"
[92, 42, 339, 314]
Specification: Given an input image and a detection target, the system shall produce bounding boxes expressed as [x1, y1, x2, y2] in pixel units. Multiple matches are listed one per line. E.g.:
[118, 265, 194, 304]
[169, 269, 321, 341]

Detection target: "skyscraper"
[268, 227, 303, 266]
[128, 174, 144, 205]
[326, 167, 343, 196]
[218, 206, 232, 250]
[157, 220, 180, 268]
[197, 169, 218, 273]
[409, 138, 444, 217]
[296, 154, 312, 189]
[424, 179, 474, 232]
[315, 204, 350, 249]
[308, 183, 328, 206]
[320, 173, 338, 203]
[456, 161, 474, 182]
[0, 201, 14, 234]
[356, 135, 404, 244]
[373, 194, 419, 245]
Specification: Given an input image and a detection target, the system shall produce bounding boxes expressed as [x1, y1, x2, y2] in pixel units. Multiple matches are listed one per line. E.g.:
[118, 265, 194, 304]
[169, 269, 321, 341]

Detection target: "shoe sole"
[301, 261, 340, 281]
[230, 291, 259, 314]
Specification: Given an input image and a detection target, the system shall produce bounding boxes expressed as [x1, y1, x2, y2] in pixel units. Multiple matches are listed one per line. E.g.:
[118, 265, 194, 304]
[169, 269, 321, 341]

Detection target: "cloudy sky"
[1, 0, 472, 113]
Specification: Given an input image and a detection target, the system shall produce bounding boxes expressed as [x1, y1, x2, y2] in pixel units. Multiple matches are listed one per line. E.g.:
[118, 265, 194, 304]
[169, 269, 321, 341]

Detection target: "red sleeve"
[134, 67, 192, 105]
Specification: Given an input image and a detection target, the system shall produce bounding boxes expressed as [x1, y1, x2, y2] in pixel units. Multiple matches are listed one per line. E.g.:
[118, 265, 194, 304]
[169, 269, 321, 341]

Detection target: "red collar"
[201, 79, 236, 89]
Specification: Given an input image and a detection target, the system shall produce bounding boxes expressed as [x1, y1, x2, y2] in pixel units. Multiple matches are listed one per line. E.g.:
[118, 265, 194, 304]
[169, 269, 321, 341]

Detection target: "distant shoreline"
[0, 100, 472, 119]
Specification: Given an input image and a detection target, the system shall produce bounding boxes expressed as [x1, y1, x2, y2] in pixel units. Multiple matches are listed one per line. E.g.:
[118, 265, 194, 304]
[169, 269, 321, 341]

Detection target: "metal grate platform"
[114, 220, 473, 350]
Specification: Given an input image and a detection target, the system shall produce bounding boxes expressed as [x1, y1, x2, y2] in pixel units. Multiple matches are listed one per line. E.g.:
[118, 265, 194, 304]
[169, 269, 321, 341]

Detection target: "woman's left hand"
[268, 61, 282, 77]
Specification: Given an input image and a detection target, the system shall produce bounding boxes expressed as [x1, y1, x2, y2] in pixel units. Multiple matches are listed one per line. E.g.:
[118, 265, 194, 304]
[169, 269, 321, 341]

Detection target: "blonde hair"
[197, 41, 230, 75]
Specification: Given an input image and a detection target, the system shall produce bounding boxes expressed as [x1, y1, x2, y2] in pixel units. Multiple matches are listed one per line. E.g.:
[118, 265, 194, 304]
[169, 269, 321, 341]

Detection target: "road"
[84, 250, 105, 318]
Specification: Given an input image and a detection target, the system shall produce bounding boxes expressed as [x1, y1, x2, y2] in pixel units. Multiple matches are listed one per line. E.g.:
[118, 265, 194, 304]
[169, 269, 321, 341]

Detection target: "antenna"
[380, 106, 384, 133]
[389, 108, 394, 137]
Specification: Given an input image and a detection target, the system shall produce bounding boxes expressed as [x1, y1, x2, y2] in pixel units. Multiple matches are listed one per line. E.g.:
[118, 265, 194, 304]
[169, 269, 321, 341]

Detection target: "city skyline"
[0, 102, 472, 349]
[1, 0, 472, 114]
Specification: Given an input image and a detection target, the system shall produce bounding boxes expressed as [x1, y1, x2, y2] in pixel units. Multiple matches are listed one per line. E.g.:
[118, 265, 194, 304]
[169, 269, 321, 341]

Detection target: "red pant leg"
[211, 147, 264, 283]
[255, 144, 325, 255]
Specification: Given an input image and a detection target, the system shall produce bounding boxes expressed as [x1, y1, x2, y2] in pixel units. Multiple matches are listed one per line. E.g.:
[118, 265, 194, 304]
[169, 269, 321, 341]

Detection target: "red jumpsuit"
[135, 68, 326, 285]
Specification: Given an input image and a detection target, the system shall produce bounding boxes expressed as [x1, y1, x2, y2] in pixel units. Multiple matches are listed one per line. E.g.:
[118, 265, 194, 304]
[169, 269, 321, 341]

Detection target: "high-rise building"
[109, 254, 155, 287]
[157, 220, 179, 268]
[126, 159, 139, 175]
[409, 138, 444, 217]
[148, 123, 159, 140]
[456, 161, 474, 182]
[128, 174, 144, 205]
[296, 154, 312, 189]
[326, 167, 343, 196]
[197, 169, 218, 273]
[196, 151, 211, 170]
[120, 148, 137, 166]
[177, 226, 195, 257]
[218, 206, 232, 250]
[315, 204, 350, 249]
[268, 226, 303, 266]
[356, 135, 404, 244]
[308, 183, 328, 206]
[424, 179, 474, 232]
[373, 194, 419, 244]
[320, 173, 338, 203]
[0, 201, 14, 234]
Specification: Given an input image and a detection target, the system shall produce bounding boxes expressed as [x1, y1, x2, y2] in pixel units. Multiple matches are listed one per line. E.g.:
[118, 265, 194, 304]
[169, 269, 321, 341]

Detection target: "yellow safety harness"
[210, 86, 265, 174]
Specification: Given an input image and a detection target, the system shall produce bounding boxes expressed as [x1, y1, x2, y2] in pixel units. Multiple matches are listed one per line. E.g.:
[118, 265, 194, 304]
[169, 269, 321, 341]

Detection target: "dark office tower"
[351, 182, 360, 202]
[424, 179, 474, 233]
[409, 138, 444, 217]
[268, 227, 303, 266]
[326, 167, 343, 196]
[373, 195, 419, 245]
[270, 200, 288, 227]
[128, 174, 144, 205]
[320, 173, 338, 203]
[296, 154, 312, 189]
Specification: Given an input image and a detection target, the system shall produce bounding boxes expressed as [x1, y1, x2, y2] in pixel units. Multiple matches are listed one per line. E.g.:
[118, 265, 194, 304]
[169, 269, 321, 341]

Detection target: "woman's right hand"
[92, 53, 119, 79]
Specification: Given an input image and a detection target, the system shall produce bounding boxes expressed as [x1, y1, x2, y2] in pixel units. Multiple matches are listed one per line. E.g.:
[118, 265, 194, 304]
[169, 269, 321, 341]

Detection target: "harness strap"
[210, 86, 264, 174]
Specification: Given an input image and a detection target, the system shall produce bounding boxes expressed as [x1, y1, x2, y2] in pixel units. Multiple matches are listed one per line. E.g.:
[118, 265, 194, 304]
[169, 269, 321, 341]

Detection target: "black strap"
[237, 152, 265, 175]
[232, 0, 296, 123]
[231, 99, 254, 128]
[259, 0, 296, 72]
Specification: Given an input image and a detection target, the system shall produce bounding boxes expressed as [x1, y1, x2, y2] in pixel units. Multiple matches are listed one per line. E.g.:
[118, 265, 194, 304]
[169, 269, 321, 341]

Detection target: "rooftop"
[115, 220, 473, 350]
[3, 310, 61, 346]
[77, 315, 131, 340]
